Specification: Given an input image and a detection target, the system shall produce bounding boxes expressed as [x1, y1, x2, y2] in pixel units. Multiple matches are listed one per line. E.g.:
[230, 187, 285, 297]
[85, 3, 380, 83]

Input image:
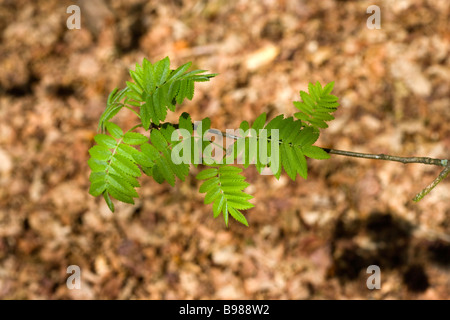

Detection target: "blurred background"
[0, 0, 449, 299]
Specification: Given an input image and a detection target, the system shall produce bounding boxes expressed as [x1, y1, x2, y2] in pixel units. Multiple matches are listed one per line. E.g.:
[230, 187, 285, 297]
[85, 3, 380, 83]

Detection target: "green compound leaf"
[293, 81, 339, 129]
[197, 165, 252, 227]
[122, 58, 217, 127]
[227, 113, 335, 181]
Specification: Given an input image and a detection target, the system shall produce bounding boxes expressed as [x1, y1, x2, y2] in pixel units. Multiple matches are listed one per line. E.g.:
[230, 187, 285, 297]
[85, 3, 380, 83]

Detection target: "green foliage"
[226, 114, 332, 180]
[88, 121, 191, 212]
[88, 57, 340, 226]
[98, 57, 217, 132]
[127, 57, 217, 129]
[88, 122, 143, 212]
[138, 125, 190, 186]
[196, 165, 254, 226]
[293, 81, 339, 129]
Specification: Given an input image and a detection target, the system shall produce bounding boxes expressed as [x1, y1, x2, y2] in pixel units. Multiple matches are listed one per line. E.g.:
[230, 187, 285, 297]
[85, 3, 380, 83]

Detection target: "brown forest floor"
[0, 0, 449, 299]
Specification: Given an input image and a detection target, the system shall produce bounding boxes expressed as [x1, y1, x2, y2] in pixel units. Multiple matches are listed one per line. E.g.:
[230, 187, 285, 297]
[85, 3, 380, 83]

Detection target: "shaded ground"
[0, 0, 449, 299]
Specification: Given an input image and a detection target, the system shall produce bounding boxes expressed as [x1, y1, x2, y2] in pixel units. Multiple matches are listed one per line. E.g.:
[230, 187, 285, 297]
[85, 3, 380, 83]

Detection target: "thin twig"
[322, 148, 448, 167]
[320, 148, 449, 202]
[413, 165, 450, 201]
